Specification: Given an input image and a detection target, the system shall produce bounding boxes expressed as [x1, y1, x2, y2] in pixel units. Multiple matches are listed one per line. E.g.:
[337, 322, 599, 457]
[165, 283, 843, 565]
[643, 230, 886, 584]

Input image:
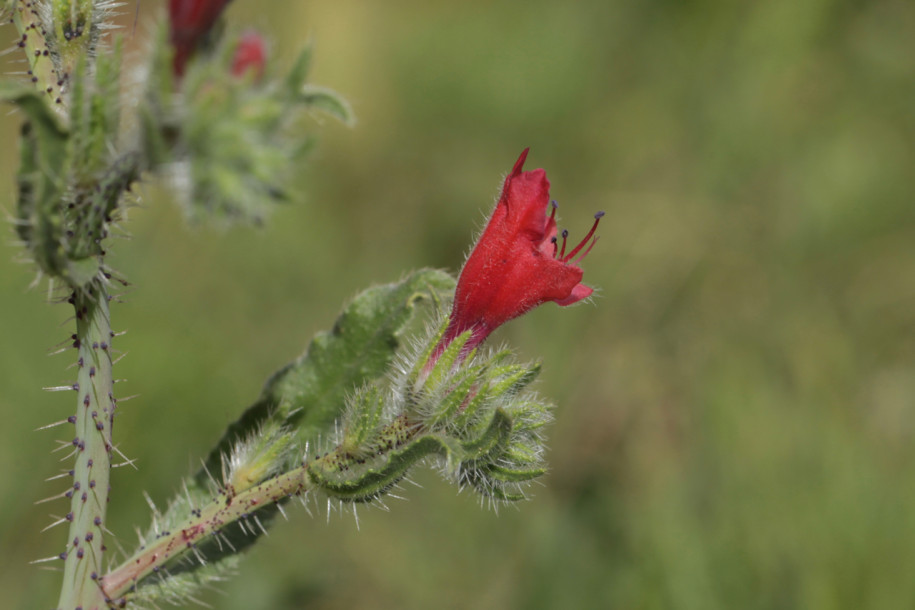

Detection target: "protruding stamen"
[559, 229, 569, 259]
[549, 200, 558, 222]
[573, 236, 600, 264]
[562, 211, 604, 263]
[550, 235, 558, 257]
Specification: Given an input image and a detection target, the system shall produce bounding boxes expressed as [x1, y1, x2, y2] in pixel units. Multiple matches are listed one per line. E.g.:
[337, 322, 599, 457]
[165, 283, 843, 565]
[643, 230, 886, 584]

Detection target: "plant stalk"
[100, 467, 311, 602]
[57, 283, 115, 610]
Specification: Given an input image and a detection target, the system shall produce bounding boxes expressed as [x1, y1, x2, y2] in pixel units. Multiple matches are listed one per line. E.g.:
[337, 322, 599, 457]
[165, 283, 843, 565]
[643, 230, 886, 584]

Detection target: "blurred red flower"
[169, 0, 232, 76]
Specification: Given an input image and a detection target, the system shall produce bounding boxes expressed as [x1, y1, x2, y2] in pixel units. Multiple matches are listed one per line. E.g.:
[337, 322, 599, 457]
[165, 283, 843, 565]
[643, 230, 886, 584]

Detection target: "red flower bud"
[169, 0, 233, 77]
[231, 31, 267, 81]
[437, 149, 601, 358]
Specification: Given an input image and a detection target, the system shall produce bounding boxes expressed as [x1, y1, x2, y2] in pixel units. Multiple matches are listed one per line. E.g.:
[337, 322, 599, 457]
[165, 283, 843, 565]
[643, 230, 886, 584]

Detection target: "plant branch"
[100, 466, 310, 604]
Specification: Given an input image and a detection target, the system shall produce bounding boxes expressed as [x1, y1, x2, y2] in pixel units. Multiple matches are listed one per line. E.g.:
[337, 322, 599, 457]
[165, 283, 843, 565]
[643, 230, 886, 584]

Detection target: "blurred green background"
[2, 1, 915, 608]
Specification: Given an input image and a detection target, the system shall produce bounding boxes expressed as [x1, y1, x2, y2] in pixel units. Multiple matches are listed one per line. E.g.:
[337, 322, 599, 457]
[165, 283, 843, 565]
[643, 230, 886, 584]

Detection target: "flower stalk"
[100, 466, 309, 604]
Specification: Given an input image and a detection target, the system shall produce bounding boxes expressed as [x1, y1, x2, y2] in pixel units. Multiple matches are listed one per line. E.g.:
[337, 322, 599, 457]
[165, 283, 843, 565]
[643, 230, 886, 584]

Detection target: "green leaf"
[298, 84, 355, 126]
[3, 83, 71, 280]
[193, 268, 455, 489]
[285, 43, 313, 99]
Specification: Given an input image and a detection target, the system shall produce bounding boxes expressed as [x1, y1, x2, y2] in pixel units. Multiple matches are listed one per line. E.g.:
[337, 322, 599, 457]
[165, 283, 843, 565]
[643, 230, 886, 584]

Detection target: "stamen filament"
[559, 229, 568, 259]
[573, 235, 600, 264]
[562, 211, 603, 262]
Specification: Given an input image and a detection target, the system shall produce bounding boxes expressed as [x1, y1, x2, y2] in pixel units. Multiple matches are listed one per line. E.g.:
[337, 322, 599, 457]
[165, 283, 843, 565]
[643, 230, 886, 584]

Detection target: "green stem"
[11, 0, 59, 100]
[57, 283, 115, 610]
[101, 415, 426, 603]
[100, 467, 311, 603]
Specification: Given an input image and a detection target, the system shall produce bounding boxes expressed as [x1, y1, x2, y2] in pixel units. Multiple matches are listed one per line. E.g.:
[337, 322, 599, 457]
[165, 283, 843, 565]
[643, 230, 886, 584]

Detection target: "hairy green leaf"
[194, 268, 455, 489]
[299, 84, 355, 126]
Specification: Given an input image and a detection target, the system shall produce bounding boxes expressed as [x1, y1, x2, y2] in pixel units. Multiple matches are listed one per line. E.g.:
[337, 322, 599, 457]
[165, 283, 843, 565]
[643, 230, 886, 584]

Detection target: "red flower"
[231, 31, 267, 81]
[169, 0, 233, 77]
[437, 148, 602, 357]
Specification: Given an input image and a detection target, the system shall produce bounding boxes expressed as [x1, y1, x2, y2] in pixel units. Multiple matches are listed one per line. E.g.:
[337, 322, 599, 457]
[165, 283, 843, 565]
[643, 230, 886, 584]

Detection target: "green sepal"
[458, 408, 513, 460]
[420, 329, 473, 394]
[340, 386, 387, 459]
[423, 362, 484, 428]
[225, 423, 297, 495]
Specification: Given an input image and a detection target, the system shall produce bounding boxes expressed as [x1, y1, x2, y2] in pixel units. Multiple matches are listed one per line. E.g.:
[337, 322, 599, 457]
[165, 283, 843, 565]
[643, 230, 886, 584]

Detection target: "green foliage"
[117, 270, 454, 603]
[116, 265, 557, 606]
[3, 49, 135, 292]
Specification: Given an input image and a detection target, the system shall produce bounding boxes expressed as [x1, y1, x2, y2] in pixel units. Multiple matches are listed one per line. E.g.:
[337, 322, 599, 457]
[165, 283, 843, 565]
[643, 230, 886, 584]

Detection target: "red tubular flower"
[231, 31, 267, 81]
[436, 148, 602, 358]
[169, 0, 233, 77]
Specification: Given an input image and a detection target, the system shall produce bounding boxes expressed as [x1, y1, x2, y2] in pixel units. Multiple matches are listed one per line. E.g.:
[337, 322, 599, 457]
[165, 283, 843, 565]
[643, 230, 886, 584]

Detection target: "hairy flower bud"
[231, 31, 267, 81]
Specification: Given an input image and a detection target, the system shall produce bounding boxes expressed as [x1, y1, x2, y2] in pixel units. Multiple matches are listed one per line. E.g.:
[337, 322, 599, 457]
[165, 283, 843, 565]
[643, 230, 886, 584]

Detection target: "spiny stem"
[102, 415, 425, 603]
[57, 283, 115, 610]
[100, 467, 311, 602]
[11, 0, 56, 92]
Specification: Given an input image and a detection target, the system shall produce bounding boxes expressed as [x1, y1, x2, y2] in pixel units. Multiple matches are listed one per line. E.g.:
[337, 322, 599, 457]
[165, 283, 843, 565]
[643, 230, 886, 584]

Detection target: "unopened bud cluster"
[140, 8, 353, 224]
[307, 320, 552, 504]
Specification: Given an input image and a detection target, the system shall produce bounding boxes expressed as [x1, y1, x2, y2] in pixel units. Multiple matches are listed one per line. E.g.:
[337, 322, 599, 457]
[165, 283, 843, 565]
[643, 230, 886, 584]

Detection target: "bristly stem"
[100, 467, 312, 603]
[101, 414, 425, 603]
[57, 282, 115, 610]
